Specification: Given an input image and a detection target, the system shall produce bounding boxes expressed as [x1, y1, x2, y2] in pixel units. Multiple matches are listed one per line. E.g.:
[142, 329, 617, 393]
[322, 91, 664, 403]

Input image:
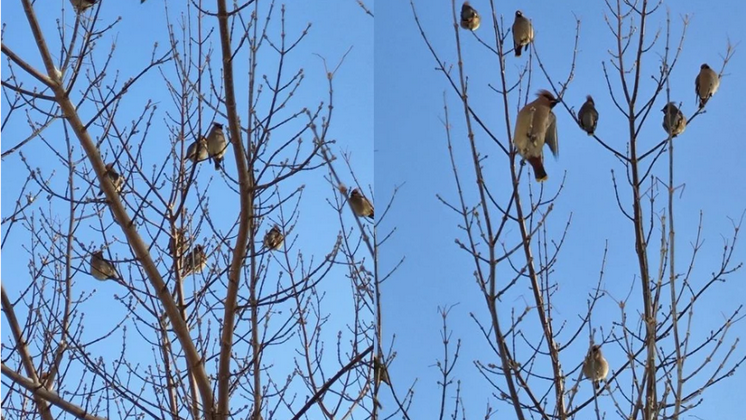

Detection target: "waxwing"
[350, 189, 374, 219]
[263, 225, 284, 251]
[185, 137, 209, 163]
[513, 90, 559, 182]
[578, 95, 598, 136]
[512, 11, 534, 57]
[98, 162, 123, 196]
[71, 0, 96, 13]
[662, 102, 686, 137]
[90, 250, 120, 281]
[695, 63, 719, 108]
[206, 123, 228, 170]
[460, 2, 481, 31]
[374, 354, 391, 387]
[181, 245, 207, 277]
[582, 345, 609, 390]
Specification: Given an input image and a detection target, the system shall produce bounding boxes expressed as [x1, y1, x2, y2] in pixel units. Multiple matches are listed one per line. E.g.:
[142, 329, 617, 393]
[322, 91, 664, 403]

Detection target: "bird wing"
[461, 4, 473, 20]
[514, 105, 540, 157]
[545, 112, 559, 158]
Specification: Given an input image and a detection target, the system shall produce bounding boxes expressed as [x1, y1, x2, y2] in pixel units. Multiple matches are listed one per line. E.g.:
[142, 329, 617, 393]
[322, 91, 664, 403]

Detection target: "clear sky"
[2, 0, 746, 419]
[377, 0, 746, 418]
[1, 0, 372, 417]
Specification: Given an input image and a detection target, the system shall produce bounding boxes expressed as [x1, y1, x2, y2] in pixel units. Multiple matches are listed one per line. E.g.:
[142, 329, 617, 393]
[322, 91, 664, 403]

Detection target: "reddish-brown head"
[537, 90, 559, 108]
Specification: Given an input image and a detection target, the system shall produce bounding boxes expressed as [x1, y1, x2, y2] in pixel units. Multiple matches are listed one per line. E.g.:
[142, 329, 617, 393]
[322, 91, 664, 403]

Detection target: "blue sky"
[1, 0, 372, 417]
[377, 0, 746, 418]
[3, 0, 746, 419]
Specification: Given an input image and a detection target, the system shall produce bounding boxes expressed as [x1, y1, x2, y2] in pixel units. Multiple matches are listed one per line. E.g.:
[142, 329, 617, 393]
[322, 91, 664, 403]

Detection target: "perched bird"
[460, 2, 481, 31]
[185, 137, 209, 163]
[661, 102, 686, 137]
[70, 0, 96, 13]
[513, 90, 559, 182]
[578, 95, 598, 136]
[512, 11, 534, 57]
[695, 63, 719, 108]
[263, 225, 284, 251]
[90, 250, 120, 281]
[206, 123, 228, 170]
[374, 354, 391, 387]
[98, 162, 124, 196]
[181, 245, 207, 277]
[168, 227, 193, 258]
[583, 345, 609, 389]
[349, 189, 374, 219]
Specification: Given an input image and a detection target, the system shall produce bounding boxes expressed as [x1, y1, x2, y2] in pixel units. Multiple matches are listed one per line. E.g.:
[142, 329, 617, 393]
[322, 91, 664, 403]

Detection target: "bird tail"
[214, 158, 222, 171]
[527, 157, 547, 182]
[515, 45, 523, 57]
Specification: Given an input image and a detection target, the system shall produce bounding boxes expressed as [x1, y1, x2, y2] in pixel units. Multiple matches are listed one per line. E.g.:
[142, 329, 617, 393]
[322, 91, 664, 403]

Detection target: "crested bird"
[460, 2, 481, 31]
[90, 250, 120, 281]
[263, 225, 284, 251]
[185, 137, 209, 163]
[583, 344, 609, 390]
[206, 123, 228, 170]
[662, 102, 686, 137]
[349, 189, 374, 219]
[374, 354, 391, 387]
[71, 0, 96, 13]
[513, 90, 559, 182]
[695, 63, 719, 108]
[578, 95, 598, 136]
[512, 11, 534, 57]
[98, 162, 123, 196]
[181, 245, 207, 277]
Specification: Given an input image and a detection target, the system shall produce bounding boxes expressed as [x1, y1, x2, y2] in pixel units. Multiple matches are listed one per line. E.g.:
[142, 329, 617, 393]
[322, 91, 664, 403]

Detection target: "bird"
[460, 2, 481, 31]
[349, 189, 374, 219]
[578, 95, 598, 136]
[70, 0, 96, 13]
[374, 354, 391, 387]
[90, 250, 120, 281]
[512, 11, 534, 57]
[695, 63, 719, 108]
[206, 122, 228, 170]
[263, 225, 284, 251]
[181, 245, 207, 277]
[513, 90, 559, 182]
[661, 102, 686, 137]
[98, 162, 124, 196]
[168, 227, 193, 258]
[582, 345, 609, 390]
[185, 137, 209, 163]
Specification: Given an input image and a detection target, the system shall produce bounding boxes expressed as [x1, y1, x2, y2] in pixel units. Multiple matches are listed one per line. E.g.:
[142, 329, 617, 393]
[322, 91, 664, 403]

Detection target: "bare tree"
[1, 1, 380, 419]
[405, 0, 745, 419]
